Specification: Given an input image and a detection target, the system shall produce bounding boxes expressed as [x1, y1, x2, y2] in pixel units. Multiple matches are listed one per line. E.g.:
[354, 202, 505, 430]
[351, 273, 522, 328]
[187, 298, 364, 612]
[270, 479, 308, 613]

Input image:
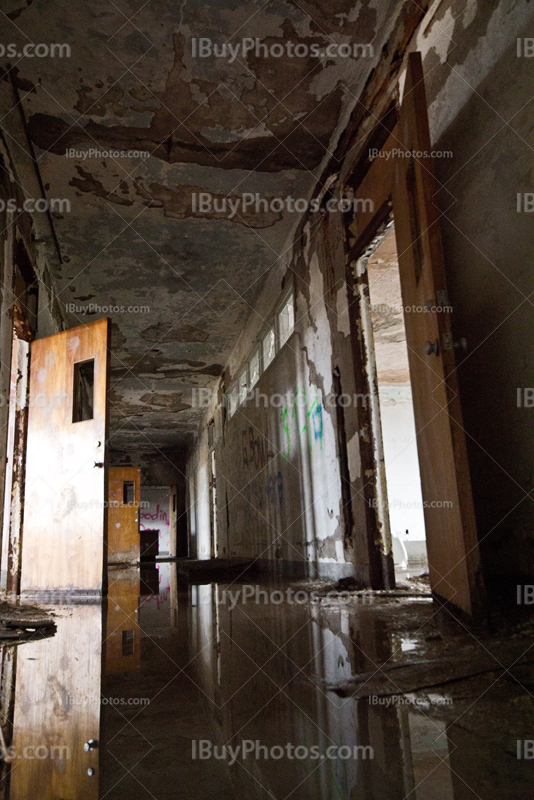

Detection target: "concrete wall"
[378, 386, 427, 569]
[217, 331, 344, 576]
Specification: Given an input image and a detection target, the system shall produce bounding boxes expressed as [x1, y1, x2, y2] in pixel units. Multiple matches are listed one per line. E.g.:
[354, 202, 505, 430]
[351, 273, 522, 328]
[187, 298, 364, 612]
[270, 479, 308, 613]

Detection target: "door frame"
[342, 53, 485, 619]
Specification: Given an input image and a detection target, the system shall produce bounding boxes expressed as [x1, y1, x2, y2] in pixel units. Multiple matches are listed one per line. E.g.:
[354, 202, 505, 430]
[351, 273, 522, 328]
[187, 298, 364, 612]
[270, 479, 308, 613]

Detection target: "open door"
[20, 318, 109, 596]
[346, 54, 485, 618]
[391, 53, 485, 617]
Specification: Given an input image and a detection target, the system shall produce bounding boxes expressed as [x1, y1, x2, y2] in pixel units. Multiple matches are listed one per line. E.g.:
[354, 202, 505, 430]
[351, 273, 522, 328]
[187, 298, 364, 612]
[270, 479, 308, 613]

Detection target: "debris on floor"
[0, 602, 56, 644]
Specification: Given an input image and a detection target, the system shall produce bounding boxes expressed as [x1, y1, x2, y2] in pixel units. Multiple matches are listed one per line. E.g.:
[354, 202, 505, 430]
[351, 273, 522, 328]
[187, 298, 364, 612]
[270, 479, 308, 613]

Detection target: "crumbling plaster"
[1, 0, 406, 455]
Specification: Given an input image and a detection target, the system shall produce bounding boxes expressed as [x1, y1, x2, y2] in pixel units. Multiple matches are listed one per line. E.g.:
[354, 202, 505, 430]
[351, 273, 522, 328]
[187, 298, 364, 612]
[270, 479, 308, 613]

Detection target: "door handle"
[84, 739, 98, 751]
[426, 335, 467, 356]
[93, 461, 104, 469]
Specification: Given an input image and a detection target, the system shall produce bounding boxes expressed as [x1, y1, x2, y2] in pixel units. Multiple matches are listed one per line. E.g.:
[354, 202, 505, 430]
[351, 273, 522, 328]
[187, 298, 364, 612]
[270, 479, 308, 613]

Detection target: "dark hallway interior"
[0, 0, 534, 797]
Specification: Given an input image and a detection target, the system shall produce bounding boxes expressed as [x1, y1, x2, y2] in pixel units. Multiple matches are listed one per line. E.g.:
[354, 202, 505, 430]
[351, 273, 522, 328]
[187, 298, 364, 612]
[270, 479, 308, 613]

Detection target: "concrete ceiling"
[2, 0, 398, 456]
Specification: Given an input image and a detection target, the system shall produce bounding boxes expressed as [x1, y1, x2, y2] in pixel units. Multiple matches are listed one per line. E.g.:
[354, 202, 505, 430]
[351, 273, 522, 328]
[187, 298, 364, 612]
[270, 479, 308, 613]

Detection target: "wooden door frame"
[1, 232, 37, 597]
[342, 53, 485, 619]
[342, 124, 398, 591]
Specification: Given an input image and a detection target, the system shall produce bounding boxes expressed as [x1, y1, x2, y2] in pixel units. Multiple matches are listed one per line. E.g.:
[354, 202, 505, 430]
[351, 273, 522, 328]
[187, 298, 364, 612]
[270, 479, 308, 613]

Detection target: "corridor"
[1, 0, 534, 797]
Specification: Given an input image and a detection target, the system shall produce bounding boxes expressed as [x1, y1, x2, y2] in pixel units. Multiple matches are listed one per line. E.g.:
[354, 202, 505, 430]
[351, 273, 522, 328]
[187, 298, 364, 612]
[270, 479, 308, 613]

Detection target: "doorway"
[342, 54, 484, 618]
[362, 222, 428, 581]
[209, 449, 218, 558]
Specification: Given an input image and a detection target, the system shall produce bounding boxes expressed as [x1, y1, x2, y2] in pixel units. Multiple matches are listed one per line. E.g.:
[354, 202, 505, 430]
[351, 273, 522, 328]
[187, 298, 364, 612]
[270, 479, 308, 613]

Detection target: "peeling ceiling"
[2, 0, 400, 455]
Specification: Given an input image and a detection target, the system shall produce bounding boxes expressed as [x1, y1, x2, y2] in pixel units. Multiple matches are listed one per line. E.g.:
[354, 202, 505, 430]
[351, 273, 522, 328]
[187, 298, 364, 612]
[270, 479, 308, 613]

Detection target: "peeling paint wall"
[188, 209, 371, 580]
[330, 0, 534, 587]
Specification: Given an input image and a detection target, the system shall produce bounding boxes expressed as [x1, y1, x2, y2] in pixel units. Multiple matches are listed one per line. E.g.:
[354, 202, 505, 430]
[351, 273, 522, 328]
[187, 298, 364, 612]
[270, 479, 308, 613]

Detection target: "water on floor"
[1, 564, 533, 799]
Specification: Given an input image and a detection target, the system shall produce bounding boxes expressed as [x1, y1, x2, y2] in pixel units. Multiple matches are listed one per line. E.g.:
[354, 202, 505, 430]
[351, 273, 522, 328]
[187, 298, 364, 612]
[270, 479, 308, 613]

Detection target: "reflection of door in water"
[20, 318, 109, 595]
[107, 467, 141, 565]
[105, 567, 140, 674]
[10, 605, 102, 800]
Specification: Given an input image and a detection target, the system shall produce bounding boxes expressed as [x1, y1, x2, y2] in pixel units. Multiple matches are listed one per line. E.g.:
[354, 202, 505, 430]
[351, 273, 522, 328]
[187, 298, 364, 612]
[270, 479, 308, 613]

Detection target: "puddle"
[1, 566, 532, 799]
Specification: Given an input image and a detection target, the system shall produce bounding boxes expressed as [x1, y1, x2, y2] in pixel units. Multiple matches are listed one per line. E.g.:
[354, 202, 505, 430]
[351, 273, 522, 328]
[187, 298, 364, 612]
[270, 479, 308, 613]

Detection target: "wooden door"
[20, 318, 109, 596]
[391, 53, 485, 617]
[107, 466, 141, 564]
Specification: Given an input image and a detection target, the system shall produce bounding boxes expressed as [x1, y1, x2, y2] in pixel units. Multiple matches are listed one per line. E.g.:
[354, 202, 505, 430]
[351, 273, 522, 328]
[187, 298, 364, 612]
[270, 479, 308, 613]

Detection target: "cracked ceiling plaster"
[3, 0, 397, 454]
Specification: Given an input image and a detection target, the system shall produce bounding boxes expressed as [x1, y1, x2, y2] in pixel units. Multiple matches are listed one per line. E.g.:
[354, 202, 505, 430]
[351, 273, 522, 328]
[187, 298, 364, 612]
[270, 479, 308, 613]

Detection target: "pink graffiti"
[141, 503, 169, 524]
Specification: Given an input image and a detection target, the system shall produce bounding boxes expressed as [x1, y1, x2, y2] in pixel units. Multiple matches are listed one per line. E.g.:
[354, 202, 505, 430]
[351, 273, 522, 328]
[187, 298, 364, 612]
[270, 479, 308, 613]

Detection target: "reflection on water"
[0, 567, 529, 799]
[9, 605, 101, 800]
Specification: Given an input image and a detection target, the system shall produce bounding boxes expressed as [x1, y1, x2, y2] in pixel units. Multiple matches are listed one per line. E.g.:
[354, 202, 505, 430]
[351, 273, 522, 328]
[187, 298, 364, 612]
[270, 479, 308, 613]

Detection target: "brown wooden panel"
[21, 318, 109, 594]
[391, 53, 485, 617]
[107, 466, 141, 564]
[349, 132, 396, 251]
[10, 605, 101, 800]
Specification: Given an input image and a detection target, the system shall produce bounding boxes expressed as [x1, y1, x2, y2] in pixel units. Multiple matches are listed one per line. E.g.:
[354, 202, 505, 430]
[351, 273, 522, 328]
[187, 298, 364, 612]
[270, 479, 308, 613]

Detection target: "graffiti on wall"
[242, 426, 275, 470]
[237, 384, 323, 517]
[282, 386, 323, 461]
[240, 426, 283, 510]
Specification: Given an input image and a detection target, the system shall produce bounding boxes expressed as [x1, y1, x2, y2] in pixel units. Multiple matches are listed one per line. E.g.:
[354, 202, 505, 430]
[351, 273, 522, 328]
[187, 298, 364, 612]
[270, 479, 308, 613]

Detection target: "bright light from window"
[226, 384, 238, 418]
[249, 349, 260, 388]
[238, 370, 248, 405]
[262, 329, 276, 370]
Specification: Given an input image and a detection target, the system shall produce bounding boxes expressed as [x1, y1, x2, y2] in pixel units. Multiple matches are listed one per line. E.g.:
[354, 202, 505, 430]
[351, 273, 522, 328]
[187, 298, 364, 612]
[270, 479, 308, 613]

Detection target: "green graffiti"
[282, 406, 290, 461]
[282, 385, 323, 460]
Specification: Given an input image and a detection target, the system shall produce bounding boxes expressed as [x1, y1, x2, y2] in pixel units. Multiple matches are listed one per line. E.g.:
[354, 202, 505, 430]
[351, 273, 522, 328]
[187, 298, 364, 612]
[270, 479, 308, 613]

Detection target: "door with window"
[20, 318, 109, 595]
[107, 466, 141, 564]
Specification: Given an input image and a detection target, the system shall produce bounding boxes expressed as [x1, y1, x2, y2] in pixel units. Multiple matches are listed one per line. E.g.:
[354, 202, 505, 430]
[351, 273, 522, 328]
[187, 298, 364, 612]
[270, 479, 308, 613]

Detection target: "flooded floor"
[1, 564, 533, 799]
